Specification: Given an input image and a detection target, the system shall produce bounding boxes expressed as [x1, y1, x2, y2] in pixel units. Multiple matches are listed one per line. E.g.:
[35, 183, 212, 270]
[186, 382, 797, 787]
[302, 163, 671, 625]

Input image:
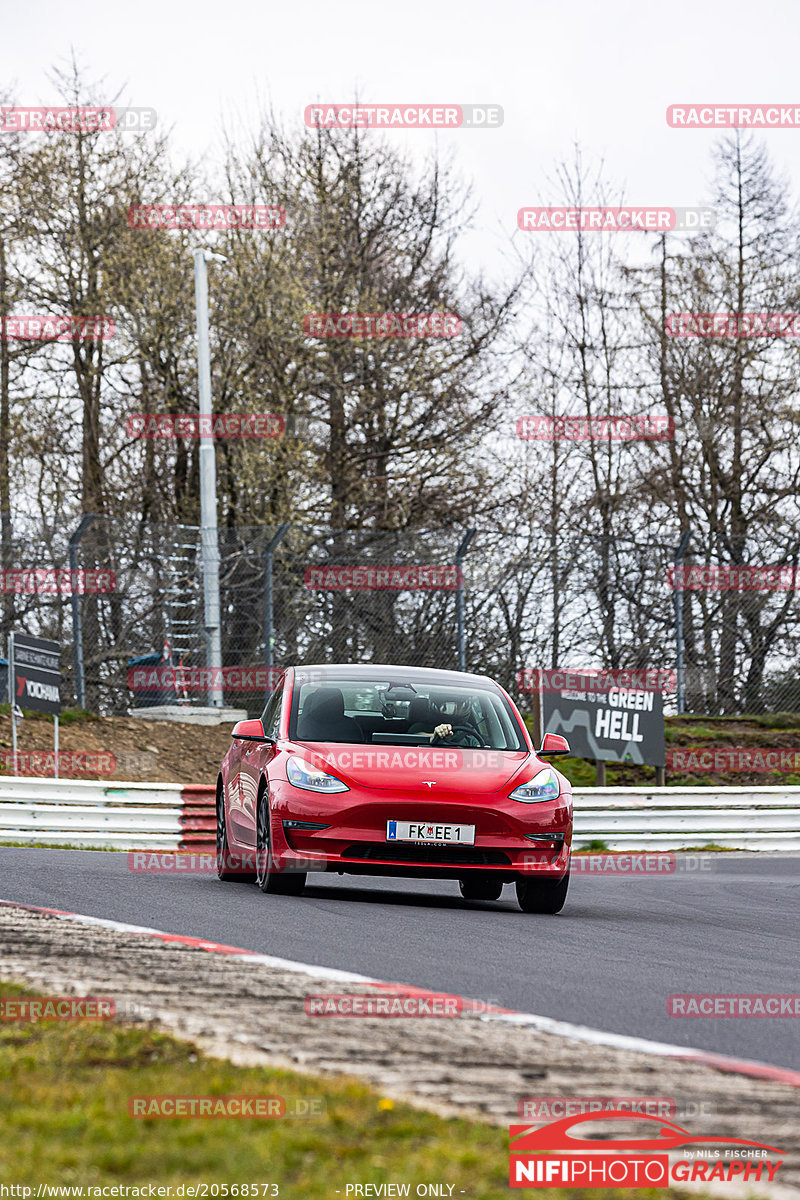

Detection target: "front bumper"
[268, 781, 572, 879]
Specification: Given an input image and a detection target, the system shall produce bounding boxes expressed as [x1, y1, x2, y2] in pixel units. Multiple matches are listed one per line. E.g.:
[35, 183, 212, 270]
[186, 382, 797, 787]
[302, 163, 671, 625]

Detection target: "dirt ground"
[0, 707, 233, 784]
[3, 706, 800, 789]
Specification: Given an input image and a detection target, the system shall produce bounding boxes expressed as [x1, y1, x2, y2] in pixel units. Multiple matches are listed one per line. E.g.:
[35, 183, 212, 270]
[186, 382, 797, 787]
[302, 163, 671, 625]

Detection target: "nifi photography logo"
[508, 1111, 783, 1188]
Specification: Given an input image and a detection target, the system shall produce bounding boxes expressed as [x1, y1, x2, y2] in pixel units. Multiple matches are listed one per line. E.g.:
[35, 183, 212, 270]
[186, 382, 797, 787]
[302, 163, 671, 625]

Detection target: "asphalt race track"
[1, 849, 797, 1072]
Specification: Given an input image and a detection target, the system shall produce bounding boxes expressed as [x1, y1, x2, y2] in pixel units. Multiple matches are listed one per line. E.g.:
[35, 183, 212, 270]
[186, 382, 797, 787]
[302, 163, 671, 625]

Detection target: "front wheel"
[458, 875, 504, 902]
[256, 787, 306, 896]
[515, 871, 569, 914]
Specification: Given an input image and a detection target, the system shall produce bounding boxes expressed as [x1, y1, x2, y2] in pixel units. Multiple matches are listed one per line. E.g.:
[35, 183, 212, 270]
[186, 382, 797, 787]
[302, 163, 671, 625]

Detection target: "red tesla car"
[216, 664, 573, 913]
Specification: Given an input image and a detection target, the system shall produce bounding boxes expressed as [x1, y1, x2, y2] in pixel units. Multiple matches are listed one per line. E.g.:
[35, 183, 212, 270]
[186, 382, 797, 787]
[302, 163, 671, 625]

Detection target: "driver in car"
[408, 697, 480, 747]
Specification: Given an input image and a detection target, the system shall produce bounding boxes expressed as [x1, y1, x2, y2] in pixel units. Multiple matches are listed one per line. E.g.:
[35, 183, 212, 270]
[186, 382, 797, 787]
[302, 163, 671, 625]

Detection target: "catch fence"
[2, 514, 800, 719]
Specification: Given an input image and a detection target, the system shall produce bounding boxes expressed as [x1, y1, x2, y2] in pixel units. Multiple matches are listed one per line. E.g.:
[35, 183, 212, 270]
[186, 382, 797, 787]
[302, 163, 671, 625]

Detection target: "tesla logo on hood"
[422, 781, 437, 787]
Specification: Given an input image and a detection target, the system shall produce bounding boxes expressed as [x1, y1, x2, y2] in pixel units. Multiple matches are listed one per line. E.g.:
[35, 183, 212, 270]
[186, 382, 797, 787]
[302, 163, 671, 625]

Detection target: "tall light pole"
[193, 249, 226, 708]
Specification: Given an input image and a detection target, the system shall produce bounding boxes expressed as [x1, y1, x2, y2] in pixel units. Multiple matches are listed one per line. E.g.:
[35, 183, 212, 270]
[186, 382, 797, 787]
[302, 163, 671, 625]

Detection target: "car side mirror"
[232, 718, 272, 742]
[539, 732, 570, 755]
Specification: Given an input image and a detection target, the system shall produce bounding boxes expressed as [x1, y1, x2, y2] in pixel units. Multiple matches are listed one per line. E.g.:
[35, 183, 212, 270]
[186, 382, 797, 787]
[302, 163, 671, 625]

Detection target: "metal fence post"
[69, 514, 96, 710]
[263, 523, 290, 687]
[673, 529, 692, 714]
[7, 631, 16, 774]
[455, 528, 476, 672]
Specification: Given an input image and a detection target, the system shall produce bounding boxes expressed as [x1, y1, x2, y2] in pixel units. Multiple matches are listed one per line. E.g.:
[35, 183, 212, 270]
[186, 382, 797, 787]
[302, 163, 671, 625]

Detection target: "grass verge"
[0, 981, 696, 1198]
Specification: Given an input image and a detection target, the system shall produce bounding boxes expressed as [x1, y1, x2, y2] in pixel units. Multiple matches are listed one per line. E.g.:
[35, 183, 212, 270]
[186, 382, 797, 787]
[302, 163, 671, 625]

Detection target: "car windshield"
[289, 676, 526, 751]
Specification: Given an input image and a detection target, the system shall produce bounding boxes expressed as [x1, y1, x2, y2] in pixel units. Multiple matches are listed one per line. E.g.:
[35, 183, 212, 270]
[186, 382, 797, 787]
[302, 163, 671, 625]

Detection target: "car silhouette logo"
[510, 1112, 783, 1155]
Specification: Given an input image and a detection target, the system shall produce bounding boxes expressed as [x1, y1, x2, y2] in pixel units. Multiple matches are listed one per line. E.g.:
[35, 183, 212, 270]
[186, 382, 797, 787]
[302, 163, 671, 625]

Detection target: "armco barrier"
[572, 787, 800, 852]
[0, 779, 797, 852]
[0, 778, 215, 850]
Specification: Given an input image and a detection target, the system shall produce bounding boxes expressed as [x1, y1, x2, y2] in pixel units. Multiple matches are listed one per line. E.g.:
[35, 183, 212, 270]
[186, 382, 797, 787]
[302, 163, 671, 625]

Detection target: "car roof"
[291, 663, 500, 689]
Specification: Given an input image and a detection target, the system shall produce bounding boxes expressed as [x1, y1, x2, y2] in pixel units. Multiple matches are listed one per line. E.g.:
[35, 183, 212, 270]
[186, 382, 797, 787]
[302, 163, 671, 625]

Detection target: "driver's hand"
[430, 723, 453, 743]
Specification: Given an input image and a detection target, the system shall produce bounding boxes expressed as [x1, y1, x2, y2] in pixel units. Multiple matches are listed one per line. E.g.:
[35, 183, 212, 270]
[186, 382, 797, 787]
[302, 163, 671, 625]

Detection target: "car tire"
[515, 871, 569, 914]
[216, 783, 255, 882]
[458, 875, 504, 902]
[256, 786, 306, 896]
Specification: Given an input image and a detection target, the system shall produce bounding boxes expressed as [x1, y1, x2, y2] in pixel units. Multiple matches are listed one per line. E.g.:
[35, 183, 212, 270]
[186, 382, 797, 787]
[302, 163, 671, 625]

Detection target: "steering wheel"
[431, 724, 486, 749]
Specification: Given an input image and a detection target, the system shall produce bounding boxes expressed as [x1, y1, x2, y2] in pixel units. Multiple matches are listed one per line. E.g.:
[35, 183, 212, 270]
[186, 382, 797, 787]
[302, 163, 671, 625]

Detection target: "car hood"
[286, 741, 535, 794]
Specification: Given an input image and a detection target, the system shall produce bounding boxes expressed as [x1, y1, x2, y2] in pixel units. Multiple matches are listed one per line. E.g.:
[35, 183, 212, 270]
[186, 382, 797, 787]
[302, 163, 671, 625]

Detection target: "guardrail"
[0, 779, 797, 852]
[0, 778, 215, 850]
[572, 787, 800, 851]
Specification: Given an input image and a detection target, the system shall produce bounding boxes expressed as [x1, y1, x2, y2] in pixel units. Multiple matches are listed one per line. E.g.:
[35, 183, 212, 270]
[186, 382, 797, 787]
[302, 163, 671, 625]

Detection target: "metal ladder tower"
[161, 525, 202, 704]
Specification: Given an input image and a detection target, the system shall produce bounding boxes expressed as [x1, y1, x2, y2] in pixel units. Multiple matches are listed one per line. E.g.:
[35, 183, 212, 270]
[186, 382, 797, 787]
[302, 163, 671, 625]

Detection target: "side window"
[261, 679, 284, 740]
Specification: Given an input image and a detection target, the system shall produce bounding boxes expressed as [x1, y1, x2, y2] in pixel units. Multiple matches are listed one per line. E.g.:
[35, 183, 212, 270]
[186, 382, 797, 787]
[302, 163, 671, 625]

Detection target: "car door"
[233, 675, 285, 847]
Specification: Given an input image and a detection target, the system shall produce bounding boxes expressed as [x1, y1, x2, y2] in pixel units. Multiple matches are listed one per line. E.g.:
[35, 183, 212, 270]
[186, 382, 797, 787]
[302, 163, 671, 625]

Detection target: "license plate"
[386, 820, 476, 845]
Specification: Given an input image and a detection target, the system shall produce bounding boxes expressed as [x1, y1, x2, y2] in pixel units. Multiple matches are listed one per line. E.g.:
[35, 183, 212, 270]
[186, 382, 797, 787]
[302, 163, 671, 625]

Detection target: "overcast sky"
[4, 0, 800, 277]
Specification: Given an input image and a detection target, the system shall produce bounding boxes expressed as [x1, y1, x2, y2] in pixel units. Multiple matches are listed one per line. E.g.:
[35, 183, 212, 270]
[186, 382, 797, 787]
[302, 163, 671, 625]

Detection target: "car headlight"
[509, 766, 560, 803]
[286, 756, 349, 793]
